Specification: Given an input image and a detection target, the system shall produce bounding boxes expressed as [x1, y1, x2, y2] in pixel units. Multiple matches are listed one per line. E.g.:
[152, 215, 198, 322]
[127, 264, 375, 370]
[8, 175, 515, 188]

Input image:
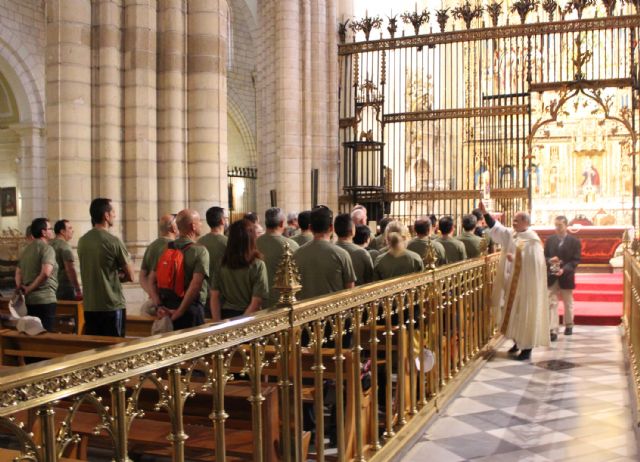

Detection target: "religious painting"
[1, 187, 16, 216]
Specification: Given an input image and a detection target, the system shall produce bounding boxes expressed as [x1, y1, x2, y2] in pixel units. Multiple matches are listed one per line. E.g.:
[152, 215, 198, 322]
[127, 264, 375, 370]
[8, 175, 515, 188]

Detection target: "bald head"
[351, 207, 367, 226]
[513, 211, 531, 232]
[159, 214, 177, 236]
[176, 209, 202, 238]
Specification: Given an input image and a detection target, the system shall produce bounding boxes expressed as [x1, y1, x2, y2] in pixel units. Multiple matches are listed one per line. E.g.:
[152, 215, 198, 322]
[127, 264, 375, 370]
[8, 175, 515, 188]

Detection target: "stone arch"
[0, 36, 44, 126]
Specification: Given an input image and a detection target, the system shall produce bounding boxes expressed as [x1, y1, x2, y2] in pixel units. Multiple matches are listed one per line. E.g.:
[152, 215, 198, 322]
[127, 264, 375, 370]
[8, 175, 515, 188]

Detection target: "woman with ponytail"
[373, 221, 424, 280]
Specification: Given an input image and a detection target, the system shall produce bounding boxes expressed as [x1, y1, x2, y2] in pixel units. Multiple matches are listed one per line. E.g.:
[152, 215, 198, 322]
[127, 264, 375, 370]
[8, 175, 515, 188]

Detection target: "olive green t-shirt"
[291, 232, 313, 247]
[457, 231, 484, 259]
[369, 233, 386, 251]
[211, 259, 269, 312]
[18, 240, 58, 305]
[49, 237, 75, 294]
[173, 237, 210, 306]
[407, 237, 447, 266]
[294, 239, 356, 300]
[336, 241, 374, 286]
[140, 236, 171, 273]
[435, 236, 467, 264]
[198, 233, 228, 280]
[373, 250, 423, 281]
[77, 228, 130, 312]
[256, 233, 299, 307]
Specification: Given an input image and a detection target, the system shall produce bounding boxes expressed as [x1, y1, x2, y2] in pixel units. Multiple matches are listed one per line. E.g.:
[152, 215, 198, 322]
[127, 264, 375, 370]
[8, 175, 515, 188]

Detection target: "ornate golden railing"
[623, 249, 640, 423]
[0, 253, 500, 462]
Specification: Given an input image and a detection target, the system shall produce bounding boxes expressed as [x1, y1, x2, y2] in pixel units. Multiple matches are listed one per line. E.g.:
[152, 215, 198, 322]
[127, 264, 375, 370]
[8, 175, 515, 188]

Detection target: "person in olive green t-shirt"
[210, 219, 269, 320]
[294, 206, 356, 300]
[457, 214, 484, 259]
[373, 221, 424, 280]
[291, 210, 313, 247]
[407, 218, 447, 266]
[198, 206, 228, 282]
[139, 214, 177, 297]
[78, 198, 135, 337]
[16, 218, 58, 331]
[436, 216, 467, 264]
[256, 208, 299, 307]
[50, 219, 82, 300]
[334, 213, 374, 286]
[149, 209, 209, 331]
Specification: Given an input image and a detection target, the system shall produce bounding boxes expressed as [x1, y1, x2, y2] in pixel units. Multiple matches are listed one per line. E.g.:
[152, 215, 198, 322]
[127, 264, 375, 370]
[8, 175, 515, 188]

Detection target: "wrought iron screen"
[338, 3, 640, 227]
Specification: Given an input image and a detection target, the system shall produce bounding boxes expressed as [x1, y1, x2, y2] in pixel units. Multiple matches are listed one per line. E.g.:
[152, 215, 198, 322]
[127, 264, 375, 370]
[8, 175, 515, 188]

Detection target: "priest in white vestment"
[479, 202, 550, 360]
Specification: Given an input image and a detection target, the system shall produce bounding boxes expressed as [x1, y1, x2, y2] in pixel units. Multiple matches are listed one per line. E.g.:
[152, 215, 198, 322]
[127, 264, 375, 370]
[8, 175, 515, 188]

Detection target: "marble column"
[45, 0, 93, 239]
[123, 0, 158, 256]
[157, 0, 187, 216]
[187, 0, 228, 217]
[93, 0, 124, 237]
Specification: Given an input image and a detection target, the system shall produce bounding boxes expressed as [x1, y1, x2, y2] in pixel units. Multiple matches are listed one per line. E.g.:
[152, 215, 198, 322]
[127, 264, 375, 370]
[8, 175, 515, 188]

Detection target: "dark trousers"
[26, 303, 56, 332]
[172, 302, 205, 330]
[56, 286, 76, 300]
[85, 309, 126, 337]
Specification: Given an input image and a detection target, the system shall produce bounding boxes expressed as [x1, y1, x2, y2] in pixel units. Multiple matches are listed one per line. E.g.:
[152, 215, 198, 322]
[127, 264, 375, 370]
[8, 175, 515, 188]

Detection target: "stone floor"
[401, 326, 639, 462]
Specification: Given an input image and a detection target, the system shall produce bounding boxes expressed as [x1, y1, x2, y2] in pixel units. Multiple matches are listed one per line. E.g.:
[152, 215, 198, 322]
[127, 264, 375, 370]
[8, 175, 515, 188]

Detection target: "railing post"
[274, 242, 302, 461]
[37, 404, 58, 462]
[249, 341, 266, 462]
[167, 365, 187, 462]
[110, 380, 131, 462]
[212, 351, 228, 462]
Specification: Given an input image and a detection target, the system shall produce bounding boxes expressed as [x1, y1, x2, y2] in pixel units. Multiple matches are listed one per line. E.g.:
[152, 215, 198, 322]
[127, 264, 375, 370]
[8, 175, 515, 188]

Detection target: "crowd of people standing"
[15, 198, 580, 363]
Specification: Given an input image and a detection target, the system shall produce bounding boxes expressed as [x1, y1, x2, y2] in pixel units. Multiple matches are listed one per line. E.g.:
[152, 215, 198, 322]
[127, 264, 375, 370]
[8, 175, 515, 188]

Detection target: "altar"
[533, 226, 629, 265]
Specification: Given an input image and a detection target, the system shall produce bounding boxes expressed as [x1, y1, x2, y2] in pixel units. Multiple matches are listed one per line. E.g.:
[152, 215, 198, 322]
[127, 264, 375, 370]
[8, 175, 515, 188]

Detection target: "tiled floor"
[401, 326, 639, 462]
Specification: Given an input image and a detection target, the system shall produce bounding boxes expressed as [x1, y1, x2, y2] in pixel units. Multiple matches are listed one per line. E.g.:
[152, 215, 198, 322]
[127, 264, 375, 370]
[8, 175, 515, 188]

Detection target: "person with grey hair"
[284, 211, 300, 237]
[139, 214, 178, 297]
[257, 207, 299, 307]
[351, 205, 367, 226]
[479, 202, 549, 361]
[458, 214, 484, 259]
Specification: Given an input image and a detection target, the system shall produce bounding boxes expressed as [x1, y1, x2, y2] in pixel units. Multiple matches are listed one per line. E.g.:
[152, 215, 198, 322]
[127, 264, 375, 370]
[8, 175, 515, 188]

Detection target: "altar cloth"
[533, 226, 628, 265]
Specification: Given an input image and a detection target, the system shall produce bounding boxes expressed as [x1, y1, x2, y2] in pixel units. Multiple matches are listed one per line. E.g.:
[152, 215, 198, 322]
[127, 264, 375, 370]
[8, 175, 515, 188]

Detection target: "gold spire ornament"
[423, 239, 438, 270]
[274, 243, 303, 307]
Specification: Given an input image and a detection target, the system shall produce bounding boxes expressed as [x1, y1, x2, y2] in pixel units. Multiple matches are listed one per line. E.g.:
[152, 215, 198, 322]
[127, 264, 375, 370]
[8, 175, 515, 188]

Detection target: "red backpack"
[156, 242, 192, 307]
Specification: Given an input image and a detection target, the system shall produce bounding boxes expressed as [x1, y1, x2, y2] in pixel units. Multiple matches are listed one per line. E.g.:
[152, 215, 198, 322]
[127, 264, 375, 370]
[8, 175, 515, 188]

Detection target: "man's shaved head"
[176, 209, 201, 236]
[159, 213, 177, 235]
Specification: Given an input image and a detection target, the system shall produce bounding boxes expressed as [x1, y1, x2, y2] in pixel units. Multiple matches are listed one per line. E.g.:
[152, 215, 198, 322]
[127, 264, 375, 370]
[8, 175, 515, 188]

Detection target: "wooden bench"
[125, 314, 155, 337]
[0, 448, 80, 461]
[0, 330, 123, 365]
[56, 300, 84, 334]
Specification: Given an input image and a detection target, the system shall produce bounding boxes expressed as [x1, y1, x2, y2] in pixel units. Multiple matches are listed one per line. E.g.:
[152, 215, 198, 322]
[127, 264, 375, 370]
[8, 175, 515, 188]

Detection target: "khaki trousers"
[548, 280, 574, 333]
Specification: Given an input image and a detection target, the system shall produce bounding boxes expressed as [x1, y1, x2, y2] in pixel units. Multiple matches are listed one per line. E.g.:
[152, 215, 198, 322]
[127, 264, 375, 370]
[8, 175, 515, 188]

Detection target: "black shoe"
[515, 349, 532, 361]
[550, 332, 558, 342]
[564, 327, 573, 335]
[508, 343, 519, 354]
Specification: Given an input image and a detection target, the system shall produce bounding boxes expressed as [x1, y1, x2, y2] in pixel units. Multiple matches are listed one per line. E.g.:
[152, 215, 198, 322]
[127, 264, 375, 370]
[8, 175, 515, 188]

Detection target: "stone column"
[187, 0, 228, 217]
[93, 0, 124, 236]
[123, 0, 158, 256]
[45, 0, 93, 239]
[274, 0, 303, 212]
[9, 124, 46, 230]
[157, 0, 187, 215]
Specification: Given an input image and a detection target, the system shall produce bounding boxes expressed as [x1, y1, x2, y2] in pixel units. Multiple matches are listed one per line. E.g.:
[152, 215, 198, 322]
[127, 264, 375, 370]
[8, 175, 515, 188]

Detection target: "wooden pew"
[0, 448, 80, 461]
[0, 330, 122, 365]
[125, 314, 155, 337]
[56, 300, 85, 334]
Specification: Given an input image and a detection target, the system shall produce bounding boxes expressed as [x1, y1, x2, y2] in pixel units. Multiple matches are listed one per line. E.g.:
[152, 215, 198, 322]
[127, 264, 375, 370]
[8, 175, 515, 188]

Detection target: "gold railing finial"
[623, 228, 633, 251]
[274, 242, 302, 306]
[423, 239, 438, 271]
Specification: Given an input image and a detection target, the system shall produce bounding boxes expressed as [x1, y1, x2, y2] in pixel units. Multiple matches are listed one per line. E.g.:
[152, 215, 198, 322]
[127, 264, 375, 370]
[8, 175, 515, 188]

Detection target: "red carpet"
[558, 273, 622, 326]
